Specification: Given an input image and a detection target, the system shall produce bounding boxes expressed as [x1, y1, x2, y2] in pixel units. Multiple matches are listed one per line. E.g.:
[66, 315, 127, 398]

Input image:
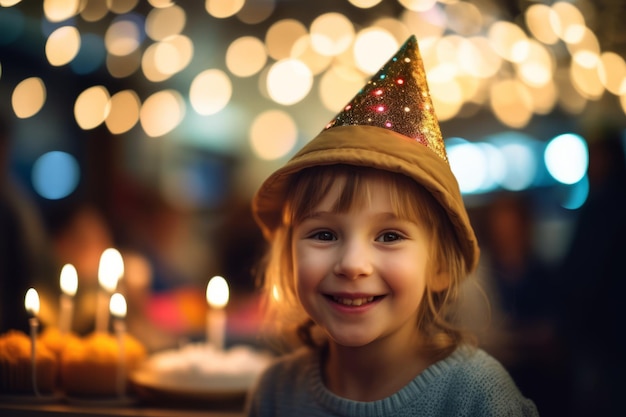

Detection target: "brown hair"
[257, 164, 473, 355]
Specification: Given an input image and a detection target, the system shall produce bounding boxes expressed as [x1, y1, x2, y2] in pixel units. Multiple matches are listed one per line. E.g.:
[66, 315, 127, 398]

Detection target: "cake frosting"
[132, 343, 273, 393]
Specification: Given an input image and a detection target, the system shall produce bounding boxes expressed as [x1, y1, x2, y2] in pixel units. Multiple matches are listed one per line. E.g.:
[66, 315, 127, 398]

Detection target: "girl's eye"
[376, 232, 403, 243]
[311, 231, 336, 241]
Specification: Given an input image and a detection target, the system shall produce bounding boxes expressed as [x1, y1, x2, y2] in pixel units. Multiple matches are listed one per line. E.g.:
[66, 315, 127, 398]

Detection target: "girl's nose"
[333, 238, 373, 279]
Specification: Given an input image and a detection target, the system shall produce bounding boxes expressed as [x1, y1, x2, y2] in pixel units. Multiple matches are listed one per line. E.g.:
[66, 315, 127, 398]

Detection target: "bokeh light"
[266, 58, 313, 105]
[544, 133, 588, 185]
[139, 89, 185, 137]
[249, 110, 298, 160]
[190, 69, 232, 116]
[12, 77, 46, 119]
[31, 151, 80, 200]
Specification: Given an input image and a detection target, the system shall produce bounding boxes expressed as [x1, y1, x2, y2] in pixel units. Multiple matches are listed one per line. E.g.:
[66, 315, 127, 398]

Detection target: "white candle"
[59, 264, 78, 334]
[205, 276, 229, 351]
[96, 248, 124, 333]
[109, 292, 127, 398]
[24, 288, 40, 397]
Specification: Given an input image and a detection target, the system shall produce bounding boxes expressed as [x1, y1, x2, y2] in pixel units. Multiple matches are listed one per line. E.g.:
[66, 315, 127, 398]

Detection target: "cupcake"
[39, 327, 81, 360]
[0, 330, 59, 394]
[60, 331, 146, 397]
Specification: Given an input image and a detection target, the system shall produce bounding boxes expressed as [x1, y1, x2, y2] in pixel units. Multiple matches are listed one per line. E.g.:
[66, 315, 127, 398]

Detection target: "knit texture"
[245, 346, 539, 417]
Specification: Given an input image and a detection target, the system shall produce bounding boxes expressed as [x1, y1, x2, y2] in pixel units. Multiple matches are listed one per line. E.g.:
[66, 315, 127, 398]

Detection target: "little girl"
[246, 36, 539, 417]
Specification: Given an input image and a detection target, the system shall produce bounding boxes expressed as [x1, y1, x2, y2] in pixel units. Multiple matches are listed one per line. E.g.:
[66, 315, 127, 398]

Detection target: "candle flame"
[98, 248, 124, 292]
[60, 264, 78, 296]
[24, 288, 40, 316]
[109, 293, 127, 319]
[206, 276, 229, 309]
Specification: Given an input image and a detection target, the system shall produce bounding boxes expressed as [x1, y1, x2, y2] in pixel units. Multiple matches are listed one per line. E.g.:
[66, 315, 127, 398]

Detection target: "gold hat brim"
[252, 124, 480, 274]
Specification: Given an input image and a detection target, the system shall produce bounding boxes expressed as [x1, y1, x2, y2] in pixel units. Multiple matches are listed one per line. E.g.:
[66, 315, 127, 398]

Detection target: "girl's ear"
[428, 270, 451, 293]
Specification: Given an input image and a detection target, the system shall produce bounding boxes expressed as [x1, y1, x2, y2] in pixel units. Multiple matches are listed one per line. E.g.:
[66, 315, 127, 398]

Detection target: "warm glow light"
[139, 89, 185, 137]
[429, 77, 463, 121]
[401, 8, 446, 40]
[60, 264, 78, 297]
[489, 79, 533, 128]
[249, 109, 297, 160]
[46, 26, 81, 67]
[43, 0, 80, 22]
[525, 4, 559, 45]
[570, 54, 604, 99]
[445, 1, 482, 36]
[457, 36, 501, 79]
[105, 19, 141, 56]
[292, 35, 332, 76]
[319, 64, 366, 112]
[98, 248, 124, 293]
[205, 0, 244, 19]
[551, 1, 585, 43]
[398, 0, 437, 12]
[348, 0, 382, 8]
[145, 4, 186, 41]
[80, 0, 107, 22]
[353, 28, 398, 74]
[24, 288, 40, 316]
[516, 40, 554, 87]
[109, 293, 127, 319]
[309, 12, 354, 57]
[74, 86, 111, 130]
[267, 58, 313, 105]
[12, 77, 46, 119]
[236, 0, 275, 24]
[142, 35, 193, 82]
[105, 90, 141, 134]
[108, 0, 138, 14]
[598, 52, 626, 95]
[488, 21, 529, 63]
[226, 36, 267, 77]
[107, 50, 142, 78]
[265, 19, 308, 61]
[206, 276, 229, 309]
[190, 69, 232, 115]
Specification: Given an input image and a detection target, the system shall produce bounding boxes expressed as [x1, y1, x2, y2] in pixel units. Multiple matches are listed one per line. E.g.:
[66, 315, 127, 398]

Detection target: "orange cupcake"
[0, 330, 58, 394]
[60, 331, 146, 397]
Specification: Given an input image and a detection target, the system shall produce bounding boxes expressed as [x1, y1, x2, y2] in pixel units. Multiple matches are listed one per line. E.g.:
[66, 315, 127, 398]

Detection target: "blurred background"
[1, 0, 625, 415]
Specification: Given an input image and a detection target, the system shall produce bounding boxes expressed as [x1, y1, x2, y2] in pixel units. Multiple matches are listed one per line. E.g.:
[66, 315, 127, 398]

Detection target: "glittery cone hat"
[253, 35, 479, 274]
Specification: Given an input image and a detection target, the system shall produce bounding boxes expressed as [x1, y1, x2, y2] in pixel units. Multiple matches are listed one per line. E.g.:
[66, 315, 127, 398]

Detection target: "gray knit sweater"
[245, 346, 539, 416]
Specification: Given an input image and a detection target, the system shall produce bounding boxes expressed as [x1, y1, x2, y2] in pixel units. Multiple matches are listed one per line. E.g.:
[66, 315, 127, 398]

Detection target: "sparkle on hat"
[322, 35, 448, 163]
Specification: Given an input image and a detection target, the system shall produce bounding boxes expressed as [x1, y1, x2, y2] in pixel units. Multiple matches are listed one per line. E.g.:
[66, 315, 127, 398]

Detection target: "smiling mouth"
[328, 295, 381, 306]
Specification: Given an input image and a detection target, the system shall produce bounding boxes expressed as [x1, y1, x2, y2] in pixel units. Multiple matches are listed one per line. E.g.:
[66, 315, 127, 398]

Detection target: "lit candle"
[206, 276, 229, 351]
[58, 264, 78, 335]
[95, 248, 124, 333]
[24, 288, 40, 397]
[109, 292, 127, 398]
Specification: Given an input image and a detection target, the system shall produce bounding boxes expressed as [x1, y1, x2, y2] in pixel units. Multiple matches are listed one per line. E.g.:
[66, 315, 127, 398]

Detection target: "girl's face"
[292, 175, 438, 348]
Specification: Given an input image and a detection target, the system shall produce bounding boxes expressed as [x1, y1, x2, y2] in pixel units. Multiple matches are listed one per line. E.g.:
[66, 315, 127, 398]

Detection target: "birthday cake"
[131, 343, 273, 394]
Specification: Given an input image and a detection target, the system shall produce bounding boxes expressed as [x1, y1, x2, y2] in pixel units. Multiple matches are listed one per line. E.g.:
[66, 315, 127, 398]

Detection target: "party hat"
[323, 35, 447, 162]
[252, 35, 479, 274]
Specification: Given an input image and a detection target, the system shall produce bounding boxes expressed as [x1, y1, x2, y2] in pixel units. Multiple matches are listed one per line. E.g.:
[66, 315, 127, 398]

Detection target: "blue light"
[544, 133, 588, 185]
[31, 151, 80, 200]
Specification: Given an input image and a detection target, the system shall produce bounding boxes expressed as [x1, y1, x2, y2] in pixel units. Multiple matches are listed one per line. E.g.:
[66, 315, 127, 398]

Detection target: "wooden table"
[0, 402, 245, 417]
[0, 392, 246, 417]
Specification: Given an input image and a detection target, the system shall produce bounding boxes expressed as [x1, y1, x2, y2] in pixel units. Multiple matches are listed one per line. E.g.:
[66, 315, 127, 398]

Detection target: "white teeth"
[332, 296, 375, 306]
